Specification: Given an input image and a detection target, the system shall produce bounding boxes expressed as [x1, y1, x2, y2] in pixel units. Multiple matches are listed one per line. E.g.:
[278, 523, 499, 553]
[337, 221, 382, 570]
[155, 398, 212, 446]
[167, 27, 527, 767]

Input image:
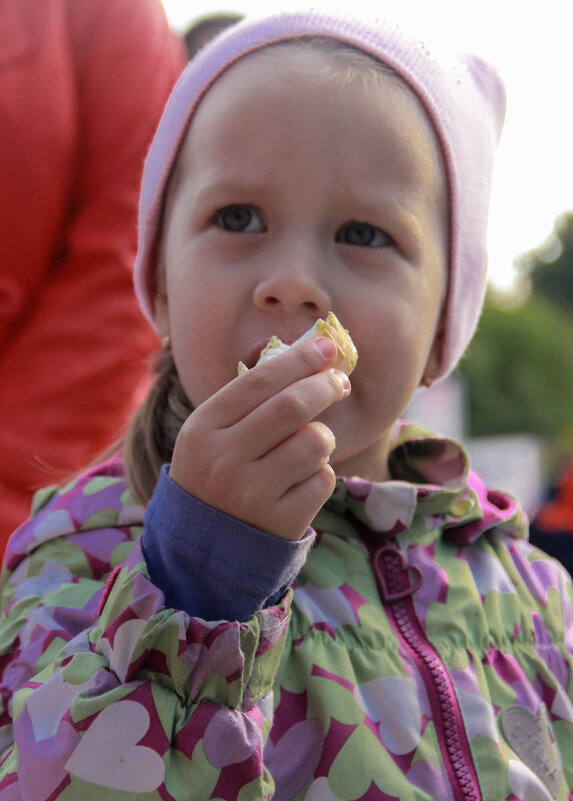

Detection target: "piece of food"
[238, 311, 358, 376]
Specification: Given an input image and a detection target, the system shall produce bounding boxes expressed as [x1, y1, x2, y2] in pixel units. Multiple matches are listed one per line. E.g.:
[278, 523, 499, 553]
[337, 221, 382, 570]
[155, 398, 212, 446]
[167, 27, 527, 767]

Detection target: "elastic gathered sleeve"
[142, 465, 315, 621]
[0, 464, 292, 799]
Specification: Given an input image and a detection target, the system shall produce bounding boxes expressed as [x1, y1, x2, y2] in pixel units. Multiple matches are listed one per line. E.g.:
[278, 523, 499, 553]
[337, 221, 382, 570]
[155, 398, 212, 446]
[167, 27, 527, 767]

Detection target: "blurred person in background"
[0, 0, 185, 551]
[183, 11, 243, 59]
[530, 457, 573, 575]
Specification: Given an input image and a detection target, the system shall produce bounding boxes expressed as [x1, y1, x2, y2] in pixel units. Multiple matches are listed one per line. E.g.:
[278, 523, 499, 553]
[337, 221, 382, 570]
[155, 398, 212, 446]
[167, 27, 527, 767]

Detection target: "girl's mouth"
[243, 336, 295, 370]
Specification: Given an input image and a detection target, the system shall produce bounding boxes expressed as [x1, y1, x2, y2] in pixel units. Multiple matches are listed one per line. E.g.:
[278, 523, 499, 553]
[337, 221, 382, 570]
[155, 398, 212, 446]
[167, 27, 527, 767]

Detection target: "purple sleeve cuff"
[141, 465, 315, 621]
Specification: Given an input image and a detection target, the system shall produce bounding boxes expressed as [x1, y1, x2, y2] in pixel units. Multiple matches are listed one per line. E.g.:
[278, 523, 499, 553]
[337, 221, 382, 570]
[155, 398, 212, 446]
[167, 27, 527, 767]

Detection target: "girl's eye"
[336, 221, 391, 247]
[216, 205, 265, 233]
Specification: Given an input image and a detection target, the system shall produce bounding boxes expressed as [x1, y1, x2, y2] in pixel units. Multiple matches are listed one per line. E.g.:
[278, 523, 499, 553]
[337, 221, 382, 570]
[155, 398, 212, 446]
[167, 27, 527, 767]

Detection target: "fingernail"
[313, 337, 337, 361]
[330, 369, 351, 396]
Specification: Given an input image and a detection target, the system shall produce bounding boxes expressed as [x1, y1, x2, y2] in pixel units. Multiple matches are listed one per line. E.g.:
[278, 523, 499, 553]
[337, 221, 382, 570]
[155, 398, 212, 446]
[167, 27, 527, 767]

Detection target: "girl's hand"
[169, 337, 351, 541]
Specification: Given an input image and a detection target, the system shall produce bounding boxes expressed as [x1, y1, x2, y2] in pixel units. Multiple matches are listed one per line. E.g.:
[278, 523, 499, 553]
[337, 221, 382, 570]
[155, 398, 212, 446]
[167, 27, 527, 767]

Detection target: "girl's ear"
[155, 292, 170, 348]
[155, 291, 170, 339]
[420, 321, 446, 388]
[154, 261, 171, 342]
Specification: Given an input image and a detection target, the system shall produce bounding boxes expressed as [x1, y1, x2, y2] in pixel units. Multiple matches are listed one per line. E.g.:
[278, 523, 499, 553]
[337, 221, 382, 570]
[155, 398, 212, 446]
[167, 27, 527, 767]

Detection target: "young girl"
[1, 10, 572, 801]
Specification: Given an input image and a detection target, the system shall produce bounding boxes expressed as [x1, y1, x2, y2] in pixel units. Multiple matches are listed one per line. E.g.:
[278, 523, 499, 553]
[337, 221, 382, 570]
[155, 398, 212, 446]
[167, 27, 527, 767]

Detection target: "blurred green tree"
[456, 212, 573, 437]
[516, 212, 573, 313]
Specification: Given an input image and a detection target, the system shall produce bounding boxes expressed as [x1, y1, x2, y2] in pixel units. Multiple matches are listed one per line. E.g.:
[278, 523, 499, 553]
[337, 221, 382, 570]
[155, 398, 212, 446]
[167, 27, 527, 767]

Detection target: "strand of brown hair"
[123, 349, 193, 506]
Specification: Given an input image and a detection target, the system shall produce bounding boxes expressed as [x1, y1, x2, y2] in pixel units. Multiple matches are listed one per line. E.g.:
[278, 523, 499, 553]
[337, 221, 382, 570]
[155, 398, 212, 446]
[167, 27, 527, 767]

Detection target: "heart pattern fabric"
[65, 700, 165, 792]
[500, 702, 563, 798]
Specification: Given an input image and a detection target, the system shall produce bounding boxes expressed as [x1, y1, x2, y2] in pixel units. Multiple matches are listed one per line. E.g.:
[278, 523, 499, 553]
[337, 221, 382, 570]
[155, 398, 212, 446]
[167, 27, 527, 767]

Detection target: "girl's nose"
[252, 251, 331, 317]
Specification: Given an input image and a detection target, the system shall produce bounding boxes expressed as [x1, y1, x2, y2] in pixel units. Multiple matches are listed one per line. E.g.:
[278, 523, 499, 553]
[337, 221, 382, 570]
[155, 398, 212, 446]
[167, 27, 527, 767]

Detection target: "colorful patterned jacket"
[0, 423, 571, 800]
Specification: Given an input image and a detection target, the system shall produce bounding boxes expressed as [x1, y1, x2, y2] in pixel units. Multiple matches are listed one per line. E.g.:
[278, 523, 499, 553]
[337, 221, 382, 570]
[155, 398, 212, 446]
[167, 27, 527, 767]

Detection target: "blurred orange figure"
[536, 462, 573, 531]
[530, 460, 573, 575]
[0, 0, 185, 550]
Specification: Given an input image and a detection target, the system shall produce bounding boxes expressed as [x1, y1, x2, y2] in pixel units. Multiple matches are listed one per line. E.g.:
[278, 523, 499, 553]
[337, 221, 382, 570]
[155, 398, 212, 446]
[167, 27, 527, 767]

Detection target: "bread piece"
[238, 311, 358, 376]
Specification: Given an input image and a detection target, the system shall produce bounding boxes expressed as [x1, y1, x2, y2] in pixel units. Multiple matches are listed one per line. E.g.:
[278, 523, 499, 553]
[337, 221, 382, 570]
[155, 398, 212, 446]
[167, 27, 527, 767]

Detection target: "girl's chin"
[331, 436, 392, 483]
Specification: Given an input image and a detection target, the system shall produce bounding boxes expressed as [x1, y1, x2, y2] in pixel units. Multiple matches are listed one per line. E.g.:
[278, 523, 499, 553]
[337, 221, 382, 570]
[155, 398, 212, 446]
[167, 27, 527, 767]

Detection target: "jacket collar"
[319, 421, 527, 546]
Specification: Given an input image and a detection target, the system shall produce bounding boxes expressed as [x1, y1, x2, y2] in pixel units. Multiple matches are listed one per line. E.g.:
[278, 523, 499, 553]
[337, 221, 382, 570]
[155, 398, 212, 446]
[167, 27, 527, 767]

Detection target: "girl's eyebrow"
[190, 176, 273, 204]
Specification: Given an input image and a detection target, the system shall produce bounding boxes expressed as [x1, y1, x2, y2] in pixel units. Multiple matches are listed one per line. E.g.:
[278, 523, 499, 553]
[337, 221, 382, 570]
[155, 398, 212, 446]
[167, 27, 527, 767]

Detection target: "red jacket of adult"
[0, 0, 184, 548]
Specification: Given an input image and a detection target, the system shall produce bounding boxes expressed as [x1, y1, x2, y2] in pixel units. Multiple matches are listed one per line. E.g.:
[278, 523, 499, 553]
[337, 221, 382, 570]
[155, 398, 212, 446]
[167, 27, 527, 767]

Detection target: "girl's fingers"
[258, 421, 337, 495]
[221, 423, 336, 540]
[271, 464, 337, 540]
[237, 368, 349, 461]
[200, 337, 339, 429]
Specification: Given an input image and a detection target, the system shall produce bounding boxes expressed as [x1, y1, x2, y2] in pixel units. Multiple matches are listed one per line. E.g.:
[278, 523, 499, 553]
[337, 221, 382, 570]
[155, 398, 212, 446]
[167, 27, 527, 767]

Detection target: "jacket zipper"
[373, 543, 482, 801]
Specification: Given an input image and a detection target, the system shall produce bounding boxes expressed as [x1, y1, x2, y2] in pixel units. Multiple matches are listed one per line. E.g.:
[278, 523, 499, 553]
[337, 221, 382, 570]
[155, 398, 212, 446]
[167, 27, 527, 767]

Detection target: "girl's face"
[157, 48, 448, 480]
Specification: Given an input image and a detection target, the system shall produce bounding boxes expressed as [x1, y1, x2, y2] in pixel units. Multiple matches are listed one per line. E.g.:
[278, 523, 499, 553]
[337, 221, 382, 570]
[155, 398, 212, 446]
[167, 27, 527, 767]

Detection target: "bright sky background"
[160, 0, 573, 292]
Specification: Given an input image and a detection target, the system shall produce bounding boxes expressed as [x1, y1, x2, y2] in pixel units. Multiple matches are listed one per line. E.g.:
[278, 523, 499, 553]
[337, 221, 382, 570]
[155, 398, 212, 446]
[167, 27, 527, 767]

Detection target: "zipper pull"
[373, 544, 424, 603]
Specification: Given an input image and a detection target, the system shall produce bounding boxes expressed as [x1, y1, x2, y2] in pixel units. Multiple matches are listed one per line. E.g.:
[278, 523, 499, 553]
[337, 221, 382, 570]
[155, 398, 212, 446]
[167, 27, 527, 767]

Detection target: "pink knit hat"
[134, 10, 505, 381]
